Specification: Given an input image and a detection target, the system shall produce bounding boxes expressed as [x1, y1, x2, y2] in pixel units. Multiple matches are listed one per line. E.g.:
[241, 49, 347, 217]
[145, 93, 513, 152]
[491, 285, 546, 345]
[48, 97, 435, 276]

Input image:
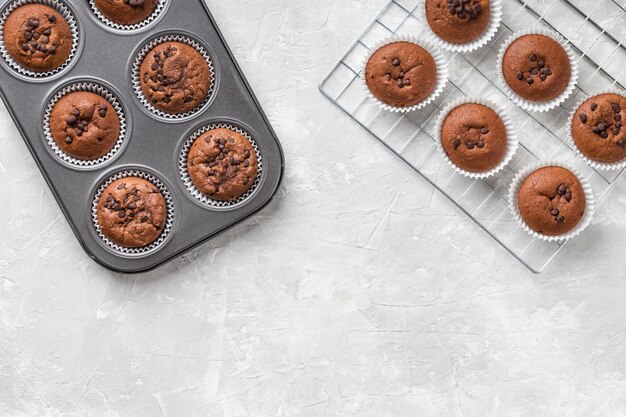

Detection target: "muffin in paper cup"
[0, 0, 79, 79]
[508, 161, 595, 242]
[435, 97, 518, 179]
[420, 0, 502, 53]
[497, 28, 578, 112]
[132, 34, 215, 121]
[92, 169, 175, 256]
[43, 82, 127, 169]
[361, 35, 448, 113]
[179, 123, 263, 208]
[567, 89, 626, 171]
[88, 0, 167, 32]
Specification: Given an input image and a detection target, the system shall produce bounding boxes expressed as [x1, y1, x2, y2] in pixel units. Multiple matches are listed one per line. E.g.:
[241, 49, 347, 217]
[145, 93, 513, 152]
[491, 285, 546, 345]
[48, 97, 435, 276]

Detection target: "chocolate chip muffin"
[365, 41, 437, 108]
[187, 127, 258, 202]
[517, 166, 586, 236]
[441, 103, 507, 173]
[93, 0, 158, 25]
[97, 177, 167, 248]
[50, 91, 120, 161]
[2, 4, 73, 72]
[426, 0, 491, 44]
[502, 34, 571, 102]
[572, 93, 626, 164]
[139, 41, 211, 115]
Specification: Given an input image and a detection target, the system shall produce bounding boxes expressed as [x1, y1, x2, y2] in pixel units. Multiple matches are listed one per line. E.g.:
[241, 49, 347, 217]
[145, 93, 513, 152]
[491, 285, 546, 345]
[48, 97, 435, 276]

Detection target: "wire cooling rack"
[319, 0, 626, 273]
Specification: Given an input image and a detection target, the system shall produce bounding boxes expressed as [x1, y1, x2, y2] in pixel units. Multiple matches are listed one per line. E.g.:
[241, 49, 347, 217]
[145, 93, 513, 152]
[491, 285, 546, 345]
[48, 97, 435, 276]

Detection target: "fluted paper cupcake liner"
[508, 161, 595, 242]
[361, 35, 448, 113]
[132, 34, 215, 121]
[0, 0, 78, 78]
[567, 89, 626, 171]
[435, 97, 518, 179]
[92, 170, 175, 256]
[43, 82, 127, 168]
[497, 28, 578, 112]
[89, 0, 167, 32]
[420, 0, 502, 53]
[179, 123, 263, 208]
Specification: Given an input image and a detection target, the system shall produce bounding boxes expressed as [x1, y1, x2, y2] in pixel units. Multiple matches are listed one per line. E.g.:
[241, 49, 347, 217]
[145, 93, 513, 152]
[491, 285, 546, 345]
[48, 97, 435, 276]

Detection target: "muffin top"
[502, 34, 571, 102]
[517, 166, 586, 237]
[425, 0, 491, 45]
[187, 128, 258, 202]
[50, 91, 120, 161]
[140, 41, 211, 115]
[572, 93, 626, 164]
[441, 103, 507, 173]
[365, 41, 437, 108]
[93, 0, 158, 25]
[97, 177, 167, 248]
[3, 4, 73, 72]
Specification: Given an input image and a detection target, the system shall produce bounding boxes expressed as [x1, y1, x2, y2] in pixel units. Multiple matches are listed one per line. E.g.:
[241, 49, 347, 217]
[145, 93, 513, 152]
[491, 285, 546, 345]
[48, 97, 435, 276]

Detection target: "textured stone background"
[2, 0, 626, 416]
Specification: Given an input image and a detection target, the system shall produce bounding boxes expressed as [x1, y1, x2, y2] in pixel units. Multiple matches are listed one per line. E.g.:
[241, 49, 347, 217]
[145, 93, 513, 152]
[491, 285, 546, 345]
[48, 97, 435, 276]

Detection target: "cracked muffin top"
[3, 4, 73, 72]
[426, 0, 491, 45]
[139, 41, 211, 115]
[97, 177, 167, 248]
[365, 41, 437, 108]
[187, 127, 259, 202]
[50, 91, 120, 161]
[517, 166, 586, 237]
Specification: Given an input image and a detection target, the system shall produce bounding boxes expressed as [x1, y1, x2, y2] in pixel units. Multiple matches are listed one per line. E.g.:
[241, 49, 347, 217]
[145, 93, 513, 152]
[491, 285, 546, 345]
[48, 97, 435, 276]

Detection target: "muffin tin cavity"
[43, 81, 128, 168]
[88, 0, 167, 32]
[132, 33, 216, 121]
[178, 122, 263, 209]
[91, 169, 175, 256]
[0, 0, 79, 79]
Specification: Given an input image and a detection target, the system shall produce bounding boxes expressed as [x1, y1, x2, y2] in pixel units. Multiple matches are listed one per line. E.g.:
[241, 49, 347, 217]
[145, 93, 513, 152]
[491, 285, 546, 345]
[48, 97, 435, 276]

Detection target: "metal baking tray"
[320, 0, 626, 273]
[0, 0, 284, 273]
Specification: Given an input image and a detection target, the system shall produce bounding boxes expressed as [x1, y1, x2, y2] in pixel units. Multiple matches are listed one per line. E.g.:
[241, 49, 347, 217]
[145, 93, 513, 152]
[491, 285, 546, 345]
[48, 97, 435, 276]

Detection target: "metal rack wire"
[319, 0, 626, 273]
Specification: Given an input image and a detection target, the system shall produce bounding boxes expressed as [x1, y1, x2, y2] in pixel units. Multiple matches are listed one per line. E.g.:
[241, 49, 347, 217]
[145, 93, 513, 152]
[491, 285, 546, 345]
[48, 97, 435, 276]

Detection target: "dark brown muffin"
[139, 41, 211, 115]
[502, 34, 571, 102]
[187, 128, 258, 202]
[50, 91, 120, 161]
[441, 103, 507, 173]
[3, 4, 72, 73]
[93, 0, 158, 25]
[97, 177, 167, 248]
[517, 166, 586, 236]
[425, 0, 491, 45]
[365, 41, 437, 108]
[572, 93, 626, 164]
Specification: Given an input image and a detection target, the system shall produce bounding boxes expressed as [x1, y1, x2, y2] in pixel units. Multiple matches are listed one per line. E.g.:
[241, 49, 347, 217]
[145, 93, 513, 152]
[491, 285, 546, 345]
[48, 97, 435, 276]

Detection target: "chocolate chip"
[530, 67, 538, 75]
[597, 123, 606, 131]
[467, 142, 475, 149]
[453, 138, 461, 149]
[600, 131, 608, 139]
[398, 72, 404, 79]
[243, 160, 250, 167]
[404, 79, 410, 86]
[551, 208, 559, 216]
[527, 78, 534, 85]
[141, 216, 148, 223]
[620, 139, 626, 147]
[579, 113, 587, 123]
[385, 73, 391, 81]
[556, 215, 565, 224]
[396, 79, 404, 88]
[476, 140, 484, 148]
[66, 115, 77, 125]
[613, 128, 620, 135]
[591, 103, 598, 111]
[558, 184, 566, 195]
[43, 28, 51, 36]
[481, 127, 489, 134]
[64, 136, 72, 144]
[615, 114, 622, 122]
[128, 203, 137, 209]
[117, 183, 125, 190]
[564, 192, 572, 202]
[48, 15, 56, 23]
[612, 103, 621, 112]
[529, 54, 537, 61]
[516, 72, 523, 80]
[537, 60, 545, 68]
[392, 58, 400, 66]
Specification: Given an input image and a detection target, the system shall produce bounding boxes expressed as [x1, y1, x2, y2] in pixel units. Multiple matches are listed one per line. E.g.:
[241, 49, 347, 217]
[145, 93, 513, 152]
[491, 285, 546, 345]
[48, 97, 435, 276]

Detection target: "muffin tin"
[320, 0, 626, 273]
[0, 0, 284, 273]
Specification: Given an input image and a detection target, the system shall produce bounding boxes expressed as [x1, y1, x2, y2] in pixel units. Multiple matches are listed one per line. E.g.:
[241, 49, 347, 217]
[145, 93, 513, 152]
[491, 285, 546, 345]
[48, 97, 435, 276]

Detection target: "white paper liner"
[43, 82, 127, 168]
[420, 0, 503, 53]
[496, 28, 578, 112]
[92, 170, 175, 256]
[508, 161, 595, 242]
[88, 0, 166, 32]
[0, 0, 78, 78]
[361, 35, 448, 113]
[567, 89, 626, 171]
[132, 34, 215, 121]
[435, 97, 518, 178]
[179, 123, 263, 208]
